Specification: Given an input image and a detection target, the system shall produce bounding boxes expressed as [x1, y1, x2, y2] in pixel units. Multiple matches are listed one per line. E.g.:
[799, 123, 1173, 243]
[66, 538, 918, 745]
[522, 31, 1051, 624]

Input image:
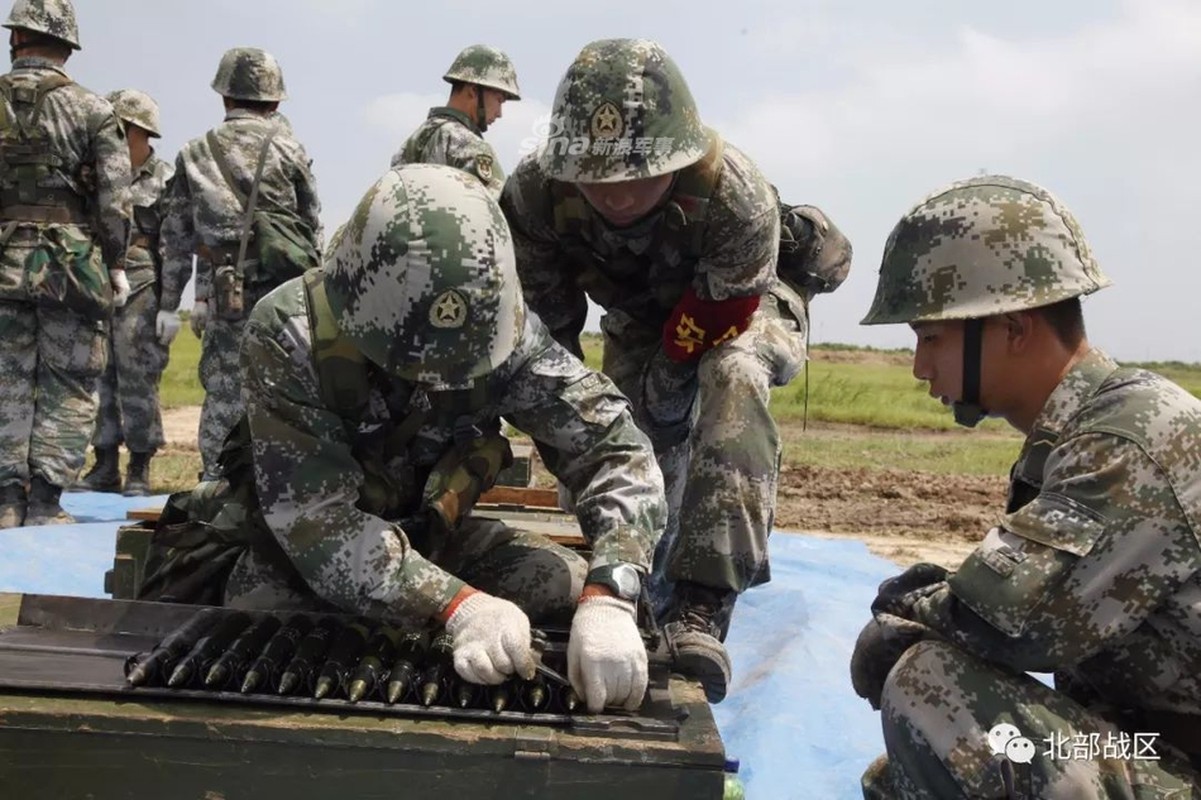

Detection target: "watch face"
[612, 564, 641, 600]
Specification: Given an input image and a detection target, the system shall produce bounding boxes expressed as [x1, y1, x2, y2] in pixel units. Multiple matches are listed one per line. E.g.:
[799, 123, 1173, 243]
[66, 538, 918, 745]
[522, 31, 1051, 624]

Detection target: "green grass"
[160, 325, 204, 408]
[771, 360, 1014, 432]
[782, 426, 1022, 476]
[154, 332, 1201, 481]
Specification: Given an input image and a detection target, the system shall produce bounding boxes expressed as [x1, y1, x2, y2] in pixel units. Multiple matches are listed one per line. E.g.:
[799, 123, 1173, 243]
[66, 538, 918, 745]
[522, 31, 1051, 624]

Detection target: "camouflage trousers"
[93, 280, 168, 452]
[225, 514, 588, 625]
[198, 287, 272, 479]
[600, 283, 808, 607]
[0, 300, 107, 489]
[862, 641, 1201, 799]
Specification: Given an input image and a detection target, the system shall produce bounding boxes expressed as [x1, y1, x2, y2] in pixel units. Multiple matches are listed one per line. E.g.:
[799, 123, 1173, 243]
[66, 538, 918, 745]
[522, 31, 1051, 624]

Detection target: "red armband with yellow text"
[662, 288, 761, 362]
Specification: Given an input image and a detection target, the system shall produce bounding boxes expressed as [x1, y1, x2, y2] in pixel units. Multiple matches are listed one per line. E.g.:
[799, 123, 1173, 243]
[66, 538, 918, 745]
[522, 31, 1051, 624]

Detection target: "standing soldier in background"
[74, 89, 174, 496]
[391, 45, 520, 198]
[501, 39, 851, 704]
[0, 0, 131, 528]
[159, 47, 322, 479]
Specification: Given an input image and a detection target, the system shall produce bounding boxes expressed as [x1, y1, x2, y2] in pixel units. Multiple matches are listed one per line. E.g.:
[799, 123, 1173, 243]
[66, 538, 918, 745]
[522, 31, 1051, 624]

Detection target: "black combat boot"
[123, 451, 153, 497]
[71, 446, 121, 493]
[25, 474, 75, 526]
[0, 482, 26, 529]
[662, 581, 738, 704]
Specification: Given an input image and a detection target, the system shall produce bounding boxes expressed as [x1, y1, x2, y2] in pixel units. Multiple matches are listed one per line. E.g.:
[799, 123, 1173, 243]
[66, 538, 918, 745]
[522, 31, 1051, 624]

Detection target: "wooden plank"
[127, 484, 563, 523]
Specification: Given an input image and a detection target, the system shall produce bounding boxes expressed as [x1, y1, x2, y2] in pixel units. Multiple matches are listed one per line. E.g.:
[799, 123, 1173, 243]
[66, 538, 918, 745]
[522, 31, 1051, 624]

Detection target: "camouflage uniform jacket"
[158, 109, 322, 311]
[500, 141, 783, 358]
[0, 57, 129, 269]
[906, 349, 1201, 715]
[391, 107, 504, 198]
[124, 150, 173, 293]
[239, 275, 666, 621]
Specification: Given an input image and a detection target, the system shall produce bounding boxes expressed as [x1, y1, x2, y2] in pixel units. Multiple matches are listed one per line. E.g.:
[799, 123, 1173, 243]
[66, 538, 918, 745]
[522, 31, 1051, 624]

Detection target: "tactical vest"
[548, 136, 726, 322]
[0, 72, 88, 225]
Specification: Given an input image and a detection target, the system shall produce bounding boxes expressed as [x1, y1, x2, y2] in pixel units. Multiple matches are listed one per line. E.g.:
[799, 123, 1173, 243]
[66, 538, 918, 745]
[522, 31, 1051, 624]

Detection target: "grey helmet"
[324, 163, 525, 389]
[443, 44, 521, 100]
[106, 89, 161, 138]
[3, 0, 79, 50]
[211, 47, 288, 102]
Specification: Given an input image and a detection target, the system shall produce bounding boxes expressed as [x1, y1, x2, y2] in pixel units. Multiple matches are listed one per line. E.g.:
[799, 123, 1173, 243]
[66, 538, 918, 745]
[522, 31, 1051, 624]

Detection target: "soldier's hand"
[850, 613, 932, 711]
[568, 595, 648, 713]
[190, 300, 209, 338]
[111, 269, 130, 308]
[155, 310, 181, 346]
[871, 562, 949, 618]
[443, 590, 535, 685]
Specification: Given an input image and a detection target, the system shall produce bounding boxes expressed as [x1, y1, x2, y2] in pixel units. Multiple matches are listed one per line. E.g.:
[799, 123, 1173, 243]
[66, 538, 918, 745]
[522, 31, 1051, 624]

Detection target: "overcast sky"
[65, 0, 1201, 361]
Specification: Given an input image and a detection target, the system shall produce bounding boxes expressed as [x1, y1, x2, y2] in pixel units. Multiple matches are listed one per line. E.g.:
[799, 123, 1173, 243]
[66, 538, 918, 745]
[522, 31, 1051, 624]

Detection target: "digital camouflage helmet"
[862, 175, 1112, 427]
[3, 0, 79, 49]
[106, 89, 161, 138]
[540, 38, 712, 184]
[211, 47, 287, 102]
[324, 163, 525, 389]
[443, 44, 521, 100]
[862, 175, 1111, 325]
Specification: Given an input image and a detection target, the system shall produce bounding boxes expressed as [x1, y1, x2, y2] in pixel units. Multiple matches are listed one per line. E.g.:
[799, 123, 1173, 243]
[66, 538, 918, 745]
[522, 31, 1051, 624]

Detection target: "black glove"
[871, 562, 949, 618]
[849, 613, 933, 711]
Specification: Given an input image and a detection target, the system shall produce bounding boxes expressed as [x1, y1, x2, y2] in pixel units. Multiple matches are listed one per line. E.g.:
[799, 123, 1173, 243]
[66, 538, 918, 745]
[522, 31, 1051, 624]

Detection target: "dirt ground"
[162, 404, 1002, 570]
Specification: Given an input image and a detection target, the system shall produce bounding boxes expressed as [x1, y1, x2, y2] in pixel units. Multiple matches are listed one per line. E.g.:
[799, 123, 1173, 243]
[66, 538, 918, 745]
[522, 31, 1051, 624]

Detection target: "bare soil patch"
[162, 403, 1003, 569]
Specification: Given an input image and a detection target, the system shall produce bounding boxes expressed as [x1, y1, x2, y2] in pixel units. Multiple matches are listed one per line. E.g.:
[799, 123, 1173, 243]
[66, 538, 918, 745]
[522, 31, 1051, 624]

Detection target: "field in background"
[152, 328, 1201, 494]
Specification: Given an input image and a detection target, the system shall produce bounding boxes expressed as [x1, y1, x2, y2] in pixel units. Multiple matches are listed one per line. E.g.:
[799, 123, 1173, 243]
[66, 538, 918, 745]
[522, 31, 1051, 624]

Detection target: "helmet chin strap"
[952, 318, 988, 428]
[475, 87, 488, 133]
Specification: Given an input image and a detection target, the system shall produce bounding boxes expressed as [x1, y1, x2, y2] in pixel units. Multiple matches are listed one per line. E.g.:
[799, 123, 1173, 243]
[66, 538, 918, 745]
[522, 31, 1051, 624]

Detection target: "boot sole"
[665, 624, 732, 704]
[673, 649, 731, 704]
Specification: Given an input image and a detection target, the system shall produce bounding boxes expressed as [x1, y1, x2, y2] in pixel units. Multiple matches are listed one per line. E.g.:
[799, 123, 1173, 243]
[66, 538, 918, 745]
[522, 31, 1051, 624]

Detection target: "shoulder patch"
[475, 154, 494, 183]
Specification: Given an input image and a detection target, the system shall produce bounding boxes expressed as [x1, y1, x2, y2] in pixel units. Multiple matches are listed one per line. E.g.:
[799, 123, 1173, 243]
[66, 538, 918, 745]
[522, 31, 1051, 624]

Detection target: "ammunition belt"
[0, 203, 88, 225]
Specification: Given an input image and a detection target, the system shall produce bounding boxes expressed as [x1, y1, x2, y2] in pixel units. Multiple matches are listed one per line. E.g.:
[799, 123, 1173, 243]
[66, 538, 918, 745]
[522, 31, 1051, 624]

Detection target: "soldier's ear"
[1001, 312, 1035, 352]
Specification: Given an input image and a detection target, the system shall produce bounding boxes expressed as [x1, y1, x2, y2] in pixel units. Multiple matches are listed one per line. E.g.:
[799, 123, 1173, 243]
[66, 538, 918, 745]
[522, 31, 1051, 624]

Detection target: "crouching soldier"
[140, 164, 667, 713]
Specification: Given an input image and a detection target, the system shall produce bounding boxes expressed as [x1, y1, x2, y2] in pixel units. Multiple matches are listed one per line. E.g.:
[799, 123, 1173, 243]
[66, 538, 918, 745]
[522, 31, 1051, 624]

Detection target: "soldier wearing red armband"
[500, 38, 851, 703]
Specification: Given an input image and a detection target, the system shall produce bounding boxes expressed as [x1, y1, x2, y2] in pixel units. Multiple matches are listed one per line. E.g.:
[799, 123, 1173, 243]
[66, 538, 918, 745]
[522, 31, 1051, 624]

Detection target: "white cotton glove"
[190, 300, 209, 338]
[568, 595, 648, 713]
[111, 269, 130, 308]
[444, 592, 535, 685]
[155, 309, 181, 347]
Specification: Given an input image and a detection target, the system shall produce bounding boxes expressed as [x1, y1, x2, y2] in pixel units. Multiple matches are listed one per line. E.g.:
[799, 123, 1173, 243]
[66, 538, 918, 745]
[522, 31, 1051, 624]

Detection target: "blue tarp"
[0, 492, 896, 800]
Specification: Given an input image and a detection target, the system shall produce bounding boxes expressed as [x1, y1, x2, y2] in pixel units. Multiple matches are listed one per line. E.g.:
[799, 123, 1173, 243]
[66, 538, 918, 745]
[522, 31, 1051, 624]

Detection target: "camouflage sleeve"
[695, 148, 779, 301]
[434, 126, 505, 199]
[906, 433, 1201, 671]
[157, 153, 197, 311]
[500, 156, 588, 358]
[240, 312, 466, 621]
[90, 104, 132, 267]
[289, 141, 325, 254]
[500, 316, 665, 573]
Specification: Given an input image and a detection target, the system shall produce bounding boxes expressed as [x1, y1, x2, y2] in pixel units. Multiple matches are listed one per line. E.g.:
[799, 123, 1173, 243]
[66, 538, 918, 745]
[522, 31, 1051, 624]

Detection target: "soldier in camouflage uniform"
[159, 47, 322, 480]
[500, 38, 850, 703]
[0, 0, 131, 527]
[390, 45, 520, 199]
[74, 89, 174, 496]
[168, 164, 664, 713]
[851, 175, 1201, 798]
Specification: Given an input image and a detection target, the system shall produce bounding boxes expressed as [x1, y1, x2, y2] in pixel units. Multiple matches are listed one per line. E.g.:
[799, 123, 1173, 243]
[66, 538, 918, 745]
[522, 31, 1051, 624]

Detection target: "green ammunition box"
[0, 594, 732, 799]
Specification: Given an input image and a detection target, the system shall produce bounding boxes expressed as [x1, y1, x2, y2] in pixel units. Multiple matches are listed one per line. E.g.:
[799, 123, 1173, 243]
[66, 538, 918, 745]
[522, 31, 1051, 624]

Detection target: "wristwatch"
[585, 563, 643, 602]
